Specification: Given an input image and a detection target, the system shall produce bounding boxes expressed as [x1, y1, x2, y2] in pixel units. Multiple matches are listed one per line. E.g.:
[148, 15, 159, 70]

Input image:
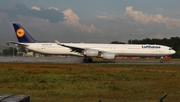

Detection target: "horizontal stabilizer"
[7, 41, 28, 46]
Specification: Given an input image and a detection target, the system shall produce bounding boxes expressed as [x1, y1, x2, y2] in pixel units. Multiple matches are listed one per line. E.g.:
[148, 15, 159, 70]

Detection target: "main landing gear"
[83, 56, 93, 63]
[160, 56, 164, 63]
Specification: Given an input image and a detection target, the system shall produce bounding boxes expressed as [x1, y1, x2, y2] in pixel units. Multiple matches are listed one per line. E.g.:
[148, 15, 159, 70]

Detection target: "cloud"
[31, 6, 41, 11]
[97, 15, 115, 20]
[97, 11, 115, 20]
[125, 6, 165, 24]
[62, 9, 101, 33]
[49, 7, 59, 11]
[0, 4, 101, 38]
[98, 16, 107, 19]
[2, 4, 64, 23]
[62, 9, 80, 26]
[97, 6, 180, 30]
[1, 5, 180, 45]
[125, 6, 180, 28]
[95, 6, 180, 41]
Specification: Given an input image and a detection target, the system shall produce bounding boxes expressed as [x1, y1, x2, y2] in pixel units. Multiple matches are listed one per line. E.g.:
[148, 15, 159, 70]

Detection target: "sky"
[1, 0, 180, 45]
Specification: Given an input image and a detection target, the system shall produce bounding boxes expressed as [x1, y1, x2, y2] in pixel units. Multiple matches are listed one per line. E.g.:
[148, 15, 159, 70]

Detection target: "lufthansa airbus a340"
[7, 23, 176, 63]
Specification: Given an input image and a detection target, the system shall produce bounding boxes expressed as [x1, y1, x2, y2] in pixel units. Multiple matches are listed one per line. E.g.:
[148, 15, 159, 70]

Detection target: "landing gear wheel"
[159, 56, 164, 63]
[160, 59, 163, 63]
[83, 57, 93, 63]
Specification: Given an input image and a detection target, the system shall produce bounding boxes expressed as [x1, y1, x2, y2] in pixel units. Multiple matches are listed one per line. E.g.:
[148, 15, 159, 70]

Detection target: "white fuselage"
[23, 43, 175, 57]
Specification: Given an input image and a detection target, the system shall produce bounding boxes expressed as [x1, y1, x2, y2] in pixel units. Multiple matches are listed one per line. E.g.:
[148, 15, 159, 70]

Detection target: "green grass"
[0, 63, 180, 102]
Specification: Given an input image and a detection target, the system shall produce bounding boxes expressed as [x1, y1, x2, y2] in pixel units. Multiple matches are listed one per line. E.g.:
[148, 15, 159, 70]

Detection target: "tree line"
[1, 47, 27, 56]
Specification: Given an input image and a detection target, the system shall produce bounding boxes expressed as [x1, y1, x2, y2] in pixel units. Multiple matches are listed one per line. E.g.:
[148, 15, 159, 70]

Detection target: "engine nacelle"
[101, 52, 115, 60]
[83, 49, 99, 57]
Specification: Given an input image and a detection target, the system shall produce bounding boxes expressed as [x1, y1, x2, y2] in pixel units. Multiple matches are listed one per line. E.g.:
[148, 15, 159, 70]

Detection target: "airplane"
[7, 23, 176, 63]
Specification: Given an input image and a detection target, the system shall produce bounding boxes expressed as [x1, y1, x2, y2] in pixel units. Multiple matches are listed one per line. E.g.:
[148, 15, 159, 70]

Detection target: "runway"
[0, 57, 84, 63]
[0, 57, 180, 65]
[0, 57, 179, 65]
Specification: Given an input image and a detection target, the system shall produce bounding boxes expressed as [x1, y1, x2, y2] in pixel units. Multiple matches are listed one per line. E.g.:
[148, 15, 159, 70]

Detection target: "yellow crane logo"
[16, 28, 25, 37]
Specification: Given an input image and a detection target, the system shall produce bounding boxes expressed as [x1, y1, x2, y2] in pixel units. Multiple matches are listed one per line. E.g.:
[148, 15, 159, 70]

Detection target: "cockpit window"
[169, 48, 172, 50]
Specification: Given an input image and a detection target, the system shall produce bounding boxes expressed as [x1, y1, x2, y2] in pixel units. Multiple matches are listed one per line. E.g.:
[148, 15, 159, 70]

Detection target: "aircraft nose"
[172, 50, 176, 54]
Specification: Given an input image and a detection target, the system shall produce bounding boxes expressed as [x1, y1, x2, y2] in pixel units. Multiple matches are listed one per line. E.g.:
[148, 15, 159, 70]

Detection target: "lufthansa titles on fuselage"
[142, 45, 161, 49]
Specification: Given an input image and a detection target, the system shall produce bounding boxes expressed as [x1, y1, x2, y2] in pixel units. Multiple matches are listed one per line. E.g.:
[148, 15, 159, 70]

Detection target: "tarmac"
[0, 57, 179, 65]
[0, 57, 83, 63]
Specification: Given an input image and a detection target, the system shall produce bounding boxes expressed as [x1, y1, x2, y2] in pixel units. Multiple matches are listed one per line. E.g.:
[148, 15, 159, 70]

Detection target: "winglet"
[55, 40, 63, 46]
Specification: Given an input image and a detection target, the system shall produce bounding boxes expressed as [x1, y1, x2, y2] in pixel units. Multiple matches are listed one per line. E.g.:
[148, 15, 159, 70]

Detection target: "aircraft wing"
[7, 41, 28, 47]
[55, 40, 84, 53]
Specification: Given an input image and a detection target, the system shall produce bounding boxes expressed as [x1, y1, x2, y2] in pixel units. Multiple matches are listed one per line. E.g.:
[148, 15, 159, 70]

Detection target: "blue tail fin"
[13, 23, 37, 43]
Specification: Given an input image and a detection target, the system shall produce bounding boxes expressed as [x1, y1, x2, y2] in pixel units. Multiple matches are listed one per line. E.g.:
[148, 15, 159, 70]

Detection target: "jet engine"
[83, 49, 99, 57]
[101, 52, 115, 60]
